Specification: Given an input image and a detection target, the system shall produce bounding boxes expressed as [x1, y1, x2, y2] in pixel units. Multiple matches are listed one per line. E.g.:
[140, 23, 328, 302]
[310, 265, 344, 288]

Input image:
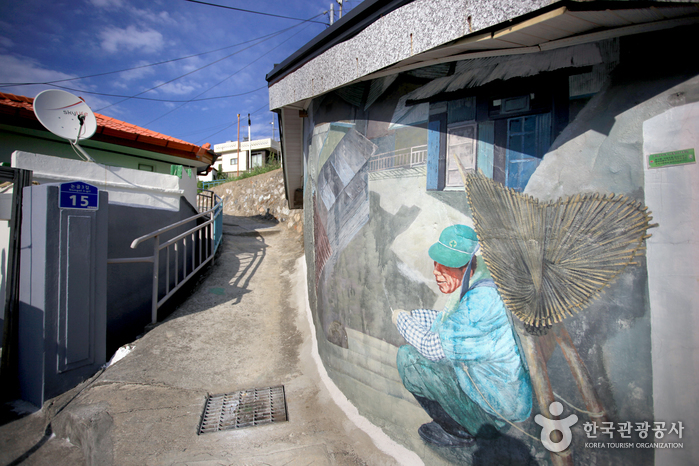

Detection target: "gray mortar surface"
[0, 216, 400, 466]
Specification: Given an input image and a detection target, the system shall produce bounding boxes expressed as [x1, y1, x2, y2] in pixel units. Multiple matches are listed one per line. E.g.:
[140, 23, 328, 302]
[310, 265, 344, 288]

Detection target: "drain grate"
[198, 385, 288, 434]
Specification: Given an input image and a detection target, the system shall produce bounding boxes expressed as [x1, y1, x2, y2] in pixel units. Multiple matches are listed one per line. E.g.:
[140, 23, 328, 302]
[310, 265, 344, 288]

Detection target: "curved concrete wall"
[301, 28, 698, 465]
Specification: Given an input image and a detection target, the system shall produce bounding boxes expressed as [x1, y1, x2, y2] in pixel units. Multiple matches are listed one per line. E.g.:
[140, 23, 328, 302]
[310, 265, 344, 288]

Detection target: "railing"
[367, 145, 428, 172]
[201, 179, 230, 190]
[108, 190, 223, 324]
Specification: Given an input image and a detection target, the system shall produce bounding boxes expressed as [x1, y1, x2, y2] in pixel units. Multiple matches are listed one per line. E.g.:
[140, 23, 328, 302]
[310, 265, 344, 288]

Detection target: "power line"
[45, 84, 266, 102]
[93, 21, 300, 112]
[195, 102, 270, 145]
[184, 0, 328, 25]
[179, 121, 236, 138]
[142, 21, 314, 127]
[0, 30, 300, 88]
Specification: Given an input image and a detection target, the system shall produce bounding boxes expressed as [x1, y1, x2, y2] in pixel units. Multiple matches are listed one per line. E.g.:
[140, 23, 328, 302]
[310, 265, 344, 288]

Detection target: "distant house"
[0, 92, 216, 176]
[213, 137, 280, 176]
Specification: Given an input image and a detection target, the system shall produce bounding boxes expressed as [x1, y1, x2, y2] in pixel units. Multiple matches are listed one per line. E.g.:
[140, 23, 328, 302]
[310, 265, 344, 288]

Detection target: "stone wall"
[211, 169, 304, 235]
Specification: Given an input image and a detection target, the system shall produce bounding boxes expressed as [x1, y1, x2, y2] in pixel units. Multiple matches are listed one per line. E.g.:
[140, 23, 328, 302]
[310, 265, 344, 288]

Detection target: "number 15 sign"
[59, 181, 99, 210]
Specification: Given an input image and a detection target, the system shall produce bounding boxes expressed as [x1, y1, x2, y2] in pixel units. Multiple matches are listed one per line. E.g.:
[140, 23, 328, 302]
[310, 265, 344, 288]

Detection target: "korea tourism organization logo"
[535, 402, 578, 452]
[536, 402, 684, 453]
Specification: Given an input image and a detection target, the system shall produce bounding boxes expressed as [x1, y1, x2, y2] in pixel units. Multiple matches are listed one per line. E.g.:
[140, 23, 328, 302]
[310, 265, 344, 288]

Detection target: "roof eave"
[266, 0, 417, 85]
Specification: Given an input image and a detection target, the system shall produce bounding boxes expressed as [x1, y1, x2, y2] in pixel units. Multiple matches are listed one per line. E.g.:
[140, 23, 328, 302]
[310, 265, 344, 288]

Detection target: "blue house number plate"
[59, 182, 99, 210]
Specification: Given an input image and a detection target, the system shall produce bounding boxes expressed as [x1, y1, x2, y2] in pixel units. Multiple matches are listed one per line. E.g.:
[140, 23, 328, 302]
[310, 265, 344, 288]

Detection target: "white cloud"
[118, 61, 156, 81]
[0, 54, 76, 87]
[152, 81, 199, 96]
[99, 26, 163, 53]
[157, 11, 175, 23]
[88, 0, 125, 8]
[0, 35, 14, 52]
[0, 54, 114, 112]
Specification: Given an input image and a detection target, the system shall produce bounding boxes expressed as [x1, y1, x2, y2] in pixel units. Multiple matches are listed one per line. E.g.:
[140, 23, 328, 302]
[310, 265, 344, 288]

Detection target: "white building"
[213, 138, 281, 175]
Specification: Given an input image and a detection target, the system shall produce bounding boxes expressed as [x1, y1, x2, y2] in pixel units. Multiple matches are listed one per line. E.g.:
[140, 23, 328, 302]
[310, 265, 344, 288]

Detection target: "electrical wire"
[95, 11, 323, 113]
[195, 102, 269, 145]
[0, 30, 296, 88]
[42, 84, 266, 103]
[141, 21, 313, 127]
[92, 23, 299, 112]
[184, 0, 328, 25]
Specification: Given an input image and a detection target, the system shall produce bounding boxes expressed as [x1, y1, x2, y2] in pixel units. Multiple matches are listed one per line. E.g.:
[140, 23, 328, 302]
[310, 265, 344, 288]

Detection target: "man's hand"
[391, 308, 409, 325]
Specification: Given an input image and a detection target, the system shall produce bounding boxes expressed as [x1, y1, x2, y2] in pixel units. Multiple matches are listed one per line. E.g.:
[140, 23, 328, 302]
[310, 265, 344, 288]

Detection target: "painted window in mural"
[445, 122, 477, 188]
[505, 112, 551, 191]
[426, 92, 554, 193]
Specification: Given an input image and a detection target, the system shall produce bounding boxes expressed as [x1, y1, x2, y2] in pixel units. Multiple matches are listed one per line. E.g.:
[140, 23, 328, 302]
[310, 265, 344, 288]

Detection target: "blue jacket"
[433, 280, 532, 422]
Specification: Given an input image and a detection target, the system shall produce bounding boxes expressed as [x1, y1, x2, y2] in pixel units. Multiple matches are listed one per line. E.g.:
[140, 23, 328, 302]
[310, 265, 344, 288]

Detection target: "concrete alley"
[0, 216, 408, 465]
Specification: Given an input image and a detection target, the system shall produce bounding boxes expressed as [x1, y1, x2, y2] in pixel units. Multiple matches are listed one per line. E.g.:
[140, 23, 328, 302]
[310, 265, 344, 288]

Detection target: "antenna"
[33, 89, 97, 162]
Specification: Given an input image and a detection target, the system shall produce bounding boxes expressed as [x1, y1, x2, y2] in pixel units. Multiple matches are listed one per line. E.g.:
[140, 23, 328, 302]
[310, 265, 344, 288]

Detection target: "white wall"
[12, 151, 197, 211]
[643, 101, 699, 466]
[219, 149, 250, 173]
[0, 192, 10, 337]
[214, 138, 280, 174]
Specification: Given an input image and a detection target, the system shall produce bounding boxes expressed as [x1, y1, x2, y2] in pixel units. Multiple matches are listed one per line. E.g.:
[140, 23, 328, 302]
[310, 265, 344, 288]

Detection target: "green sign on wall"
[648, 148, 696, 168]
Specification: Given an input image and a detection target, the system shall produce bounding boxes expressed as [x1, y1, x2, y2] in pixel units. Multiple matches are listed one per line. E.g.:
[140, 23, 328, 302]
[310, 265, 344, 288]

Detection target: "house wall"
[11, 151, 197, 211]
[0, 125, 183, 175]
[106, 197, 200, 355]
[10, 152, 203, 356]
[300, 28, 698, 465]
[0, 208, 9, 347]
[214, 138, 281, 174]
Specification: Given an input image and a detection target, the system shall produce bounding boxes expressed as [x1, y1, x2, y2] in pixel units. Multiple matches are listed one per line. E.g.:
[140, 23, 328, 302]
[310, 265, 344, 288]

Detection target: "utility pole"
[247, 113, 252, 169]
[236, 114, 240, 176]
[337, 0, 343, 19]
[330, 3, 334, 25]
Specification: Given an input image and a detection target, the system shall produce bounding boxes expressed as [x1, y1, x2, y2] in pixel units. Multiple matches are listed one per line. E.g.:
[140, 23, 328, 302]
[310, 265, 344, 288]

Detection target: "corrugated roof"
[405, 41, 607, 103]
[0, 92, 215, 166]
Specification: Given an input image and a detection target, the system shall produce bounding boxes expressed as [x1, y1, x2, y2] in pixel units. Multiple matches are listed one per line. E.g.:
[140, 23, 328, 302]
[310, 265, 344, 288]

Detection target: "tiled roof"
[0, 92, 214, 164]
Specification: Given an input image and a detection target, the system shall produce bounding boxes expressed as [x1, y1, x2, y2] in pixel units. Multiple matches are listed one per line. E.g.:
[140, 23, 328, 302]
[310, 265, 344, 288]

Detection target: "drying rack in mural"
[464, 171, 657, 333]
[460, 169, 657, 466]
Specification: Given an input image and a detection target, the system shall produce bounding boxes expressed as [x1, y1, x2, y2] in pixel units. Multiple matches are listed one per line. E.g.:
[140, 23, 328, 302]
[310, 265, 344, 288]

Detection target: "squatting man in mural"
[392, 225, 532, 447]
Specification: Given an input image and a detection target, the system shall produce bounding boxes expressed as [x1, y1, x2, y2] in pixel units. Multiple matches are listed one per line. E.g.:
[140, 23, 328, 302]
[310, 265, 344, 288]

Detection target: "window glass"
[445, 122, 477, 188]
[506, 114, 550, 191]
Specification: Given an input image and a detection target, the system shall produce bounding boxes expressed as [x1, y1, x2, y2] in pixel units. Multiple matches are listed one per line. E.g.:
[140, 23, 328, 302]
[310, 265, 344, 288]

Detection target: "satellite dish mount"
[33, 89, 97, 162]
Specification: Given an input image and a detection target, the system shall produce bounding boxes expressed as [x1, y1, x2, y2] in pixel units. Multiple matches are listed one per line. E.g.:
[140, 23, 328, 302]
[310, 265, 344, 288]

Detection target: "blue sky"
[0, 0, 359, 146]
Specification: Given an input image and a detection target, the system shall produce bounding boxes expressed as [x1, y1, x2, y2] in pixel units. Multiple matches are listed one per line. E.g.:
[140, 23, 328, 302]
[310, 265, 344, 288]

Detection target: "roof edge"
[265, 0, 417, 85]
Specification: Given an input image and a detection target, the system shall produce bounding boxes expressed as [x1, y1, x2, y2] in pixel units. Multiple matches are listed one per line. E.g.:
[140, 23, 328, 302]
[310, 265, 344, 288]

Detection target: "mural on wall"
[302, 35, 673, 464]
[393, 223, 533, 446]
[388, 168, 656, 453]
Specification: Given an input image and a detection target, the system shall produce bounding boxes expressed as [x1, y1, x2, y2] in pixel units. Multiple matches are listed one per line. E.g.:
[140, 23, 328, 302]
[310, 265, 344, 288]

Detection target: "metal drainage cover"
[198, 385, 288, 434]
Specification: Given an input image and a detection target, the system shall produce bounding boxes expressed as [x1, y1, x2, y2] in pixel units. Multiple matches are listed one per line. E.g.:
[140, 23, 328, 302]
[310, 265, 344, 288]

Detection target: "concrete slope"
[2, 216, 400, 465]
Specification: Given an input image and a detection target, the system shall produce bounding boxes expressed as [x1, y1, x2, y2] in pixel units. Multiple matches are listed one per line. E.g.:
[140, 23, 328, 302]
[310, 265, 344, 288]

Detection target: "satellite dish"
[33, 89, 97, 143]
[33, 89, 97, 162]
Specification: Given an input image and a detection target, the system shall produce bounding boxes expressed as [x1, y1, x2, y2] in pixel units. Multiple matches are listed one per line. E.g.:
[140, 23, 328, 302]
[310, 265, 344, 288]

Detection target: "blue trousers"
[397, 345, 504, 438]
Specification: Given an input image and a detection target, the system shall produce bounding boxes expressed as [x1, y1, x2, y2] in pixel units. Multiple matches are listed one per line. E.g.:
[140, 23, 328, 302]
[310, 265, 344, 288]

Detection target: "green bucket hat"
[428, 225, 479, 268]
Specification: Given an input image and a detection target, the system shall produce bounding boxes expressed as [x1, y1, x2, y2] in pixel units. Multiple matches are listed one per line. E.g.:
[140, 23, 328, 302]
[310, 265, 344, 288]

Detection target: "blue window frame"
[506, 113, 551, 192]
[426, 99, 552, 192]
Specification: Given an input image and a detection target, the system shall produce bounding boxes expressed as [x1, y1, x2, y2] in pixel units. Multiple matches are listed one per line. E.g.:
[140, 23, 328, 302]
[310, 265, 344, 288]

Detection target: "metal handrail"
[130, 208, 215, 249]
[200, 179, 230, 190]
[108, 190, 223, 324]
